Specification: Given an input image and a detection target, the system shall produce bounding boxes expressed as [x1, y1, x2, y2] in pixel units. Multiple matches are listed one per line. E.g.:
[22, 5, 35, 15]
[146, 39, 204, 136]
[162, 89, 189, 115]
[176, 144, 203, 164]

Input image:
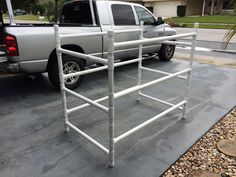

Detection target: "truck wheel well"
[47, 45, 85, 72]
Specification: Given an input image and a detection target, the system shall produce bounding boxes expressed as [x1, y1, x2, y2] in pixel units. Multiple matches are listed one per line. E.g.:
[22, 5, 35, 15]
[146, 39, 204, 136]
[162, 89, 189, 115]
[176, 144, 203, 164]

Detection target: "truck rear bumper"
[0, 58, 48, 74]
[0, 51, 19, 74]
[0, 55, 20, 74]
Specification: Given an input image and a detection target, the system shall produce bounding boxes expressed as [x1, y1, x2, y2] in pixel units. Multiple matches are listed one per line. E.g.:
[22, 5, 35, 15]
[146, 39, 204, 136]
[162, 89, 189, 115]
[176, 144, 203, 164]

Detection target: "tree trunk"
[54, 0, 59, 23]
[201, 0, 206, 16]
[210, 0, 215, 15]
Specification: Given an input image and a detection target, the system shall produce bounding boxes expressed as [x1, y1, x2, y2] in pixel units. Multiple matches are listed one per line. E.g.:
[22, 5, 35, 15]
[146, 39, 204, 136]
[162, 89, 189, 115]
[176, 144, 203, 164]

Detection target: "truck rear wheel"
[48, 55, 85, 90]
[158, 44, 175, 61]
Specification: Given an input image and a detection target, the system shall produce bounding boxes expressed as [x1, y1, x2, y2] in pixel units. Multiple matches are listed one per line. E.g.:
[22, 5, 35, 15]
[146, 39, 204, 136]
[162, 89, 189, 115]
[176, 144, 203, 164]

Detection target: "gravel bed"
[162, 107, 236, 177]
[0, 72, 20, 78]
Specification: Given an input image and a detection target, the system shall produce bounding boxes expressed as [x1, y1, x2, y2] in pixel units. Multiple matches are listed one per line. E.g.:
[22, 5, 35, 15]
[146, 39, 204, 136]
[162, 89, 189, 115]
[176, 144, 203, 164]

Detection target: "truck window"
[111, 4, 135, 26]
[60, 1, 93, 25]
[134, 6, 155, 25]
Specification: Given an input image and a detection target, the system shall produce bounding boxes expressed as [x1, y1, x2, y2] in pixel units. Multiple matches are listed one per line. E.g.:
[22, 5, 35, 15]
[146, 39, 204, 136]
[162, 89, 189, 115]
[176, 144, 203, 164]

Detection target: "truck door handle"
[143, 30, 147, 33]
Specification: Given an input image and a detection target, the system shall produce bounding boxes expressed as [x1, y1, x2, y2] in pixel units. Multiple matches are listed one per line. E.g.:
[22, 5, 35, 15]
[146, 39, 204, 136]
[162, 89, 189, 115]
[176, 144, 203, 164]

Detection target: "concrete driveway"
[0, 57, 235, 177]
[175, 28, 236, 43]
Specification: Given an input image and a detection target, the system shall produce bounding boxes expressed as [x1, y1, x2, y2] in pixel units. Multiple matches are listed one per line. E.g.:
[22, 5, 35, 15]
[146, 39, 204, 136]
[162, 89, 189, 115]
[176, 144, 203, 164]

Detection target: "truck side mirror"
[157, 17, 164, 25]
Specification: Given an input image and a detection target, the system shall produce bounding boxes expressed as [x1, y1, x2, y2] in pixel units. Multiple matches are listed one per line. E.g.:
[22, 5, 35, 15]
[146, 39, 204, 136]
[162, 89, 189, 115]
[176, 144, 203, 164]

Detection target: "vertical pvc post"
[182, 23, 198, 119]
[107, 30, 115, 167]
[5, 0, 16, 25]
[54, 25, 69, 132]
[89, 0, 96, 26]
[137, 21, 144, 101]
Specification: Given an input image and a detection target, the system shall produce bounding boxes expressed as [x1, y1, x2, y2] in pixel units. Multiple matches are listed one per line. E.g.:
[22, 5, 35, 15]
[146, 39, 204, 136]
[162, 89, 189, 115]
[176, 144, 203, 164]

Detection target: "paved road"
[175, 40, 236, 68]
[175, 28, 236, 43]
[0, 57, 236, 177]
[174, 29, 236, 68]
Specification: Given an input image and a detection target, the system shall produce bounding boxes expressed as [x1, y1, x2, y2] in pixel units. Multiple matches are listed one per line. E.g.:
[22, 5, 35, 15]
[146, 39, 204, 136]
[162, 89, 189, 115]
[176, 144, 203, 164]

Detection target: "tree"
[42, 1, 54, 21]
[221, 0, 236, 50]
[43, 0, 63, 22]
[54, 0, 58, 22]
[223, 0, 236, 9]
[222, 25, 236, 50]
[0, 0, 39, 13]
[30, 3, 45, 15]
[54, 0, 64, 22]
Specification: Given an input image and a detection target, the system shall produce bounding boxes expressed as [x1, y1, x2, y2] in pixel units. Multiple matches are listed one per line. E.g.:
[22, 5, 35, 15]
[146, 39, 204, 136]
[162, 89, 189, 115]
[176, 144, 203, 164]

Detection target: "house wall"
[118, 0, 224, 17]
[116, 0, 144, 5]
[144, 0, 182, 17]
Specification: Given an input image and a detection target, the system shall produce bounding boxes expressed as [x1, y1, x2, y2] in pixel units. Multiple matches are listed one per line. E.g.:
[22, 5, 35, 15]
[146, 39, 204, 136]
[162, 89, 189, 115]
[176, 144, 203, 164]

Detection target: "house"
[118, 0, 225, 17]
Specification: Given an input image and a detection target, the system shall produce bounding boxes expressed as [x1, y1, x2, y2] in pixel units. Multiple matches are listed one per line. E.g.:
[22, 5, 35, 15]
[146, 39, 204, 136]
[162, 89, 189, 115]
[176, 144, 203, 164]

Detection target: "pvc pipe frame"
[54, 23, 198, 167]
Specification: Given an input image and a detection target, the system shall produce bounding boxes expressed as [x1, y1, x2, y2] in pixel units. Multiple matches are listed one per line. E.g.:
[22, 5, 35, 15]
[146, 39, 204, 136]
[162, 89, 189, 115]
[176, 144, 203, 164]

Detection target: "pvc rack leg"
[108, 30, 115, 168]
[54, 25, 69, 132]
[137, 22, 143, 102]
[182, 23, 198, 119]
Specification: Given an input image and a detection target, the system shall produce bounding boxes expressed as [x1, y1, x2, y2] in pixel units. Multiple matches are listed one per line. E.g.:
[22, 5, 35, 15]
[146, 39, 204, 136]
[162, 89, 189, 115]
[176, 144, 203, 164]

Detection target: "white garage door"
[153, 1, 182, 17]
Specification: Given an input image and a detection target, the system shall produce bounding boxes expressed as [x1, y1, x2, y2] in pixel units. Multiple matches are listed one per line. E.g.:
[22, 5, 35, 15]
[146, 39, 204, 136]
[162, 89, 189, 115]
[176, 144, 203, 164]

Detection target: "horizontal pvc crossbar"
[63, 59, 140, 79]
[139, 93, 183, 110]
[141, 66, 187, 80]
[114, 28, 142, 34]
[114, 100, 186, 143]
[64, 65, 108, 79]
[59, 31, 107, 39]
[64, 55, 155, 79]
[59, 29, 141, 39]
[114, 32, 196, 49]
[66, 121, 109, 154]
[67, 96, 108, 115]
[162, 40, 192, 46]
[64, 88, 109, 113]
[114, 54, 156, 67]
[114, 68, 191, 99]
[58, 48, 108, 65]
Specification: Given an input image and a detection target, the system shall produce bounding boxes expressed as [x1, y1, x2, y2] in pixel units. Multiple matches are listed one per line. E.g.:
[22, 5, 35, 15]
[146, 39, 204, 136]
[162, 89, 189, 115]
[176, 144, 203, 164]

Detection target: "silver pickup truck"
[0, 0, 176, 89]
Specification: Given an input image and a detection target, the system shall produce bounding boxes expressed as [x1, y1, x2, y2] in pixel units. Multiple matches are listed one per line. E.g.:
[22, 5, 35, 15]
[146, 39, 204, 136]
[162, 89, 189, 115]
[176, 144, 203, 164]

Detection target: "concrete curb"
[212, 49, 236, 54]
[178, 38, 236, 45]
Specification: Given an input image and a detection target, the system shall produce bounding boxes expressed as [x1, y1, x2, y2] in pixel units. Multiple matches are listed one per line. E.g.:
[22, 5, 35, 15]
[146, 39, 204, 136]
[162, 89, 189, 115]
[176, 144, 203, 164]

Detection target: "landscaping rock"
[217, 139, 236, 157]
[162, 108, 236, 177]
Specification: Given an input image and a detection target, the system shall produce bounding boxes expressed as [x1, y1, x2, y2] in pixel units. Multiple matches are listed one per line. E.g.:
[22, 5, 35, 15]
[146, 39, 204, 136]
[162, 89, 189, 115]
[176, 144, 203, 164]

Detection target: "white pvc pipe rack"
[54, 22, 198, 167]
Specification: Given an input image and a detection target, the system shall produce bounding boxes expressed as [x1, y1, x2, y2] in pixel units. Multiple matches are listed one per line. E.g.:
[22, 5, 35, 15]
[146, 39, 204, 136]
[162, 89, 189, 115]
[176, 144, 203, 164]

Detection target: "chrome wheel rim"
[166, 45, 174, 58]
[63, 61, 80, 85]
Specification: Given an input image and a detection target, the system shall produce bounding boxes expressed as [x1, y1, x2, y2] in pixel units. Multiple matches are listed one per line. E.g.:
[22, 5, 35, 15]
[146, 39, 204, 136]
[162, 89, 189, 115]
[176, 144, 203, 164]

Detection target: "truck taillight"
[4, 35, 19, 56]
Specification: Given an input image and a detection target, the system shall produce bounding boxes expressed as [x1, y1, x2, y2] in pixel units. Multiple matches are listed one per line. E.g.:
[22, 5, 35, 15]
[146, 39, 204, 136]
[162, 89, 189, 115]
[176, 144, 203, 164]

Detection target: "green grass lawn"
[4, 14, 46, 21]
[165, 15, 236, 29]
[14, 14, 41, 21]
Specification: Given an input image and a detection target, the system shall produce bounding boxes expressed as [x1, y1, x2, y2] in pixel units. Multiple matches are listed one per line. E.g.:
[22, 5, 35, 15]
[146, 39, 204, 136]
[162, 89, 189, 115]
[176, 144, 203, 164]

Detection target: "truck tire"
[48, 55, 85, 90]
[158, 44, 175, 61]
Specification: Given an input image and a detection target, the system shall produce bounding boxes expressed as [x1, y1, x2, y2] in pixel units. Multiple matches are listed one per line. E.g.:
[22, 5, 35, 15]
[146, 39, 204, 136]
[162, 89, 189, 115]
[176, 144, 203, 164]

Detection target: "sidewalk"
[175, 28, 236, 43]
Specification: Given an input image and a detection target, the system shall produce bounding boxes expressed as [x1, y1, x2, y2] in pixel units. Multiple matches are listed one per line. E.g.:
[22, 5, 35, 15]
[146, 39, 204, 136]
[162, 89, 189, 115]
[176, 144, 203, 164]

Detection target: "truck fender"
[46, 45, 85, 72]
